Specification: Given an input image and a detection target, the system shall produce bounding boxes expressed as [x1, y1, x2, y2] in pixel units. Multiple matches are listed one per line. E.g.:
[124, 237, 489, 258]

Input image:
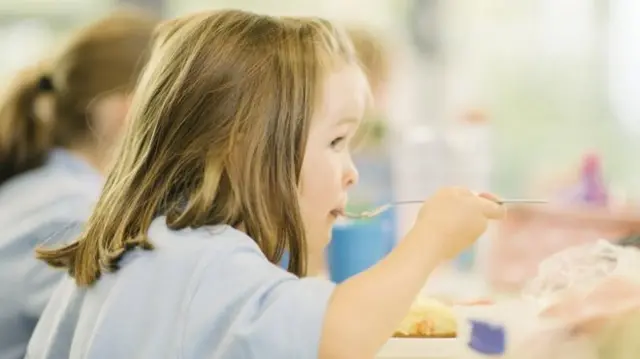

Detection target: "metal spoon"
[339, 199, 548, 220]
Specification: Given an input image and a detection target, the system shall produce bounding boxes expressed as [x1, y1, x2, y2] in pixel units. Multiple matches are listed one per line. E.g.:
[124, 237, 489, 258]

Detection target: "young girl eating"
[28, 9, 504, 359]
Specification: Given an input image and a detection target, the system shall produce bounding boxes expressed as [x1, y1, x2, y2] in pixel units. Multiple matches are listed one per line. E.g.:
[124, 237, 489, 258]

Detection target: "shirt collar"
[48, 148, 103, 185]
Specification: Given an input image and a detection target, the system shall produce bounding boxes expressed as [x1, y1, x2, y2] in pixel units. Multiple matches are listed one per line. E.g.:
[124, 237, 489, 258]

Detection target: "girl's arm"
[319, 188, 504, 359]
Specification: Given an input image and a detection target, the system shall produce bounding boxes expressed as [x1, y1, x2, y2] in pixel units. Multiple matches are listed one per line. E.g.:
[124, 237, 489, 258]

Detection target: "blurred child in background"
[0, 10, 157, 359]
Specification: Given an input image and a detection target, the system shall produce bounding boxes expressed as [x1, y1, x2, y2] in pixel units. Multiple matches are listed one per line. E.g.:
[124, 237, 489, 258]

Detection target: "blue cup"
[327, 210, 396, 283]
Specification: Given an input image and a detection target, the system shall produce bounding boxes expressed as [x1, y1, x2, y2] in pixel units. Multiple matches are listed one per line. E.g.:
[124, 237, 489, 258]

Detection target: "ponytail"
[0, 66, 55, 185]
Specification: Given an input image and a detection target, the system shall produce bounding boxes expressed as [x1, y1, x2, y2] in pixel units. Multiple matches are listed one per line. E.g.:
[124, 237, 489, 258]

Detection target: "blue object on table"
[327, 209, 396, 283]
[468, 320, 506, 355]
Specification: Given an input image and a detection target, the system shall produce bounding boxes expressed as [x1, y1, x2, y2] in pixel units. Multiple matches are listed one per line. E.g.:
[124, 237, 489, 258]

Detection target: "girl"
[28, 9, 504, 359]
[0, 11, 157, 359]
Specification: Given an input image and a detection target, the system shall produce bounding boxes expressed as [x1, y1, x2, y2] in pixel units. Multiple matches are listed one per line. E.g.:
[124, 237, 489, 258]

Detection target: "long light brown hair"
[36, 9, 361, 285]
[0, 10, 157, 185]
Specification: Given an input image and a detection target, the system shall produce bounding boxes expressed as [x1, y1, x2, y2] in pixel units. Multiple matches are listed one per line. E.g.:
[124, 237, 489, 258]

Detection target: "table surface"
[378, 338, 460, 359]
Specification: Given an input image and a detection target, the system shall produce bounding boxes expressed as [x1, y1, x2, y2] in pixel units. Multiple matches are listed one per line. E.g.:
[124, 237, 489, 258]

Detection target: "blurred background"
[3, 0, 640, 297]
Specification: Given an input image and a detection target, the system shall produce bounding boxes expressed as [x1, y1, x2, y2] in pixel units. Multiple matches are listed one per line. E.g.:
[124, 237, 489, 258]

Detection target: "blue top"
[26, 217, 336, 359]
[0, 149, 102, 359]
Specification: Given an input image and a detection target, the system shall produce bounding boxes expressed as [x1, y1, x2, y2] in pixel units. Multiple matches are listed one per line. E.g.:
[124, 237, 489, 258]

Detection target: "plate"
[377, 338, 460, 359]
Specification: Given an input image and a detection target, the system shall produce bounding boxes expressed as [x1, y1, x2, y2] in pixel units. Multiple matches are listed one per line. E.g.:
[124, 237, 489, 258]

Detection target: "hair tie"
[37, 75, 54, 92]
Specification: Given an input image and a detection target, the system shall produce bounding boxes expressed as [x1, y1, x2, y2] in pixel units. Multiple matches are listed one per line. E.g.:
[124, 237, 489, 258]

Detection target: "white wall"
[167, 0, 401, 30]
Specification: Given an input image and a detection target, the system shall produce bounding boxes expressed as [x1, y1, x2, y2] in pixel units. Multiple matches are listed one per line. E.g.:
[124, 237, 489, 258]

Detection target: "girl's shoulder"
[140, 217, 268, 277]
[147, 217, 259, 253]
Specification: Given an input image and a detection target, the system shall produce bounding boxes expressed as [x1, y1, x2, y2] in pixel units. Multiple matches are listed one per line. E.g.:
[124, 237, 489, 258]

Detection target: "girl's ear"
[87, 92, 131, 145]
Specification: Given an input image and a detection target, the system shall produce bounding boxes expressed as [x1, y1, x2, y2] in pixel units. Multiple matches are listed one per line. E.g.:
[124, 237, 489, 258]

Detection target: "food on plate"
[393, 297, 457, 338]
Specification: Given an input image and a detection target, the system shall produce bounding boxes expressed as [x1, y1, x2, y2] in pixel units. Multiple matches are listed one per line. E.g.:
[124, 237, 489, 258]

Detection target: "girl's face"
[298, 63, 368, 273]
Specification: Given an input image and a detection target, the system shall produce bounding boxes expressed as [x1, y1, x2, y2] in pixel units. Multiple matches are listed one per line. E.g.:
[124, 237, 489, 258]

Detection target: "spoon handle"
[497, 199, 548, 204]
[394, 199, 548, 205]
[341, 198, 548, 220]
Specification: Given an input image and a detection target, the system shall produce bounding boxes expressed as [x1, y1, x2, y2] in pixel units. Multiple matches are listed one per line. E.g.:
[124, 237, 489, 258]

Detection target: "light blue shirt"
[26, 217, 336, 359]
[0, 149, 102, 359]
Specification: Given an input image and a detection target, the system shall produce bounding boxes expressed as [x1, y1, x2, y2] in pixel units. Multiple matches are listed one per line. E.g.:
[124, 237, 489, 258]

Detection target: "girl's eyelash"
[331, 136, 345, 147]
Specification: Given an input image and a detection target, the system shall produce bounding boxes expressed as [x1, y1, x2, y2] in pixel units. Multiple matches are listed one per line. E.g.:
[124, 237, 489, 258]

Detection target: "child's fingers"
[477, 192, 499, 202]
[477, 197, 505, 219]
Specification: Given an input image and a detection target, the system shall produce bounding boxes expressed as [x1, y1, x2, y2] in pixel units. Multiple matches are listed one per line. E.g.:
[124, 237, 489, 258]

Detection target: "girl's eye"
[330, 136, 345, 148]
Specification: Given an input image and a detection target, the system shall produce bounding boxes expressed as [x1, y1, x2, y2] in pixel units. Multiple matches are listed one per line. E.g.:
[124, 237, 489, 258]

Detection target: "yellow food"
[393, 297, 457, 338]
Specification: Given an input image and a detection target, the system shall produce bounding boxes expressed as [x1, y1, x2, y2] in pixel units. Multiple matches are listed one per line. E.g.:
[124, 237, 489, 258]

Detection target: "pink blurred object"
[525, 241, 640, 335]
[539, 276, 640, 334]
[557, 153, 609, 206]
[581, 154, 608, 206]
[488, 206, 640, 292]
[509, 243, 640, 359]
